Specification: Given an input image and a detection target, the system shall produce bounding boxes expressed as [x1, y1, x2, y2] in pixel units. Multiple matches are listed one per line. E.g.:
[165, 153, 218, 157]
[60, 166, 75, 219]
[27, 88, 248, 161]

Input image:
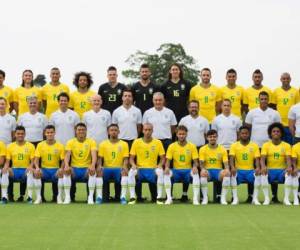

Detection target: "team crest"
[118, 146, 122, 152]
[84, 144, 89, 150]
[249, 147, 254, 153]
[236, 91, 241, 96]
[217, 153, 222, 160]
[54, 149, 59, 155]
[210, 92, 216, 97]
[149, 88, 153, 94]
[24, 147, 29, 153]
[151, 146, 156, 152]
[4, 92, 8, 97]
[186, 149, 191, 155]
[181, 84, 185, 90]
[117, 89, 122, 95]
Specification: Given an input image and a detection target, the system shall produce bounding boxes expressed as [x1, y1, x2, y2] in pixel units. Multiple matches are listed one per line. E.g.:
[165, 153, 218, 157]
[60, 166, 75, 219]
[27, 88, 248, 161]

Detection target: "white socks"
[164, 174, 172, 201]
[200, 177, 208, 203]
[284, 175, 292, 204]
[33, 178, 42, 200]
[221, 176, 230, 204]
[292, 176, 299, 205]
[88, 174, 96, 201]
[156, 168, 164, 199]
[191, 173, 200, 203]
[63, 175, 71, 201]
[121, 176, 128, 199]
[96, 177, 103, 199]
[58, 178, 64, 199]
[128, 169, 137, 199]
[253, 175, 261, 203]
[231, 176, 238, 204]
[261, 175, 270, 204]
[1, 172, 9, 199]
[27, 172, 34, 199]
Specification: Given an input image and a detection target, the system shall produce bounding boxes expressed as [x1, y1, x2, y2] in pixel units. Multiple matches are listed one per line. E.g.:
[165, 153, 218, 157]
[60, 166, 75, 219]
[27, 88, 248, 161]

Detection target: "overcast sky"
[1, 0, 300, 91]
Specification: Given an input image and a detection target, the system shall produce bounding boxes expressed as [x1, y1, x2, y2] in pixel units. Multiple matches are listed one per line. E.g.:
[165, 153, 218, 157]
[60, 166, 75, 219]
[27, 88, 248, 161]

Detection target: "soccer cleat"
[17, 196, 24, 202]
[1, 197, 8, 204]
[263, 197, 270, 205]
[180, 195, 188, 202]
[63, 197, 71, 205]
[294, 198, 299, 206]
[246, 196, 252, 203]
[252, 199, 261, 205]
[201, 197, 208, 205]
[164, 199, 173, 205]
[88, 197, 94, 205]
[283, 198, 291, 206]
[34, 198, 42, 205]
[220, 197, 228, 205]
[231, 198, 239, 205]
[271, 196, 280, 204]
[193, 199, 200, 205]
[27, 197, 33, 204]
[57, 195, 63, 205]
[156, 198, 164, 205]
[95, 197, 103, 204]
[120, 197, 127, 205]
[128, 198, 136, 205]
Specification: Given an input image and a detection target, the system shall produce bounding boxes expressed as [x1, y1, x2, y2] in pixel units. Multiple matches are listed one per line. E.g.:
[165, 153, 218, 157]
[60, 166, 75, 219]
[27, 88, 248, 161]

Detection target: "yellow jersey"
[243, 86, 272, 110]
[261, 141, 291, 169]
[98, 140, 129, 168]
[189, 84, 221, 122]
[0, 85, 14, 112]
[130, 138, 165, 168]
[6, 141, 35, 168]
[69, 90, 95, 118]
[229, 141, 260, 170]
[271, 87, 300, 126]
[35, 141, 65, 168]
[292, 143, 300, 169]
[166, 142, 198, 169]
[220, 85, 244, 117]
[0, 141, 6, 157]
[199, 144, 228, 169]
[65, 138, 97, 168]
[41, 83, 70, 117]
[13, 86, 42, 115]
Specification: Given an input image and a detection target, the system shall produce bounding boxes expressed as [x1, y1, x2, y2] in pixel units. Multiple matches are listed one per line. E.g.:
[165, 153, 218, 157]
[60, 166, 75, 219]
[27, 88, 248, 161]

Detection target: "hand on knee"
[200, 169, 208, 178]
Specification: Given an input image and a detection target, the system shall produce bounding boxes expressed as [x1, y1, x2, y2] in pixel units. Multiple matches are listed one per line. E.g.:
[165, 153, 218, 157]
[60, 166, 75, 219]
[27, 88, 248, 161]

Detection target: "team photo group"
[0, 64, 300, 207]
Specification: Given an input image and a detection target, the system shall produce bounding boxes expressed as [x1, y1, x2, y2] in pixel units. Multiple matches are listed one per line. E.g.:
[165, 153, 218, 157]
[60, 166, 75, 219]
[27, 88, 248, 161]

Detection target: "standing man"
[0, 97, 16, 145]
[112, 89, 142, 148]
[82, 94, 111, 145]
[243, 69, 272, 112]
[143, 92, 177, 151]
[41, 67, 70, 118]
[245, 91, 281, 148]
[98, 66, 126, 114]
[189, 68, 222, 123]
[0, 70, 14, 113]
[179, 100, 209, 149]
[49, 92, 80, 145]
[131, 64, 160, 114]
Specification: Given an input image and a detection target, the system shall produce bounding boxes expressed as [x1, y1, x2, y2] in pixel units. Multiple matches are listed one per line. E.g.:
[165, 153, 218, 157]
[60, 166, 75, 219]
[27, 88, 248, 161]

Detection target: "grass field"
[0, 183, 300, 250]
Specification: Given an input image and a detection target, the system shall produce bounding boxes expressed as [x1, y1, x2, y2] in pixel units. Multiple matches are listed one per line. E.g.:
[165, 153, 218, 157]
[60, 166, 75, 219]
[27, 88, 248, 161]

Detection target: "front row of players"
[1, 121, 299, 205]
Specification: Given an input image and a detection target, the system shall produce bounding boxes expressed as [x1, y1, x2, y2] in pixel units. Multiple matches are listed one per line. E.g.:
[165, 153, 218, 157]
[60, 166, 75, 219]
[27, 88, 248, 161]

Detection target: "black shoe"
[180, 195, 188, 202]
[17, 196, 24, 202]
[272, 196, 280, 203]
[51, 197, 57, 203]
[246, 196, 252, 203]
[137, 197, 146, 203]
[42, 197, 47, 203]
[8, 197, 15, 202]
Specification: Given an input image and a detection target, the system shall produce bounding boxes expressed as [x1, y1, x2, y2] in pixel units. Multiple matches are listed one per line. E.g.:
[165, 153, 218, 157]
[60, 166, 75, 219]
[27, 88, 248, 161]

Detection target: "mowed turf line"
[0, 183, 300, 250]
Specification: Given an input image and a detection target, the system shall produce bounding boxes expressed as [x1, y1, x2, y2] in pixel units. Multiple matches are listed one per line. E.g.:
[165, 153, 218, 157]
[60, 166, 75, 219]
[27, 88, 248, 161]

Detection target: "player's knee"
[56, 169, 64, 178]
[255, 168, 261, 176]
[121, 168, 128, 177]
[96, 168, 103, 177]
[286, 167, 293, 176]
[64, 168, 72, 176]
[231, 168, 237, 177]
[200, 170, 208, 178]
[88, 168, 96, 176]
[34, 170, 42, 179]
[155, 168, 163, 177]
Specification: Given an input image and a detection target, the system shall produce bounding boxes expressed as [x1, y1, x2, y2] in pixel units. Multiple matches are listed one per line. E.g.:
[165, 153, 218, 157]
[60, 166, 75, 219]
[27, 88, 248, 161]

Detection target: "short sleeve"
[254, 144, 260, 158]
[285, 144, 292, 156]
[123, 142, 129, 157]
[30, 144, 35, 159]
[199, 147, 205, 161]
[137, 109, 142, 124]
[215, 87, 222, 102]
[191, 144, 198, 160]
[288, 107, 296, 120]
[129, 140, 137, 156]
[245, 111, 253, 125]
[170, 111, 177, 126]
[34, 144, 41, 158]
[111, 110, 118, 124]
[6, 146, 12, 160]
[222, 147, 228, 162]
[261, 143, 268, 156]
[166, 145, 173, 160]
[98, 143, 104, 157]
[158, 140, 165, 156]
[0, 142, 6, 156]
[243, 90, 248, 105]
[90, 139, 97, 151]
[229, 144, 236, 156]
[65, 140, 72, 151]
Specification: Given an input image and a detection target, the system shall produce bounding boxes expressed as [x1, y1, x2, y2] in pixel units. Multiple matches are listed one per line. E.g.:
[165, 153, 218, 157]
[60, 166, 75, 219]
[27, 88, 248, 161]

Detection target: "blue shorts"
[72, 167, 88, 182]
[137, 168, 156, 184]
[268, 169, 285, 184]
[42, 168, 58, 182]
[208, 169, 221, 182]
[172, 169, 191, 184]
[237, 170, 255, 184]
[103, 168, 121, 183]
[12, 168, 26, 182]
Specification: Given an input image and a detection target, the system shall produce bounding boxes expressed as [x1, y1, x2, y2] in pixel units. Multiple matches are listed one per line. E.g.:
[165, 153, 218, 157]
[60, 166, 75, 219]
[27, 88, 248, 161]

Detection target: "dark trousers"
[103, 181, 121, 202]
[8, 177, 26, 199]
[41, 181, 58, 201]
[135, 182, 157, 202]
[70, 179, 89, 201]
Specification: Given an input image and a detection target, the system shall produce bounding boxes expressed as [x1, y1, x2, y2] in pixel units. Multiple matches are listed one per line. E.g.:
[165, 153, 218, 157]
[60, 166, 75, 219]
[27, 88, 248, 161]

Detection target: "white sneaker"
[221, 197, 227, 205]
[231, 198, 239, 205]
[252, 199, 261, 205]
[165, 199, 173, 205]
[283, 198, 291, 206]
[88, 197, 94, 205]
[294, 198, 299, 206]
[201, 197, 208, 205]
[193, 199, 200, 205]
[57, 195, 63, 205]
[34, 197, 42, 205]
[63, 197, 71, 205]
[263, 197, 270, 205]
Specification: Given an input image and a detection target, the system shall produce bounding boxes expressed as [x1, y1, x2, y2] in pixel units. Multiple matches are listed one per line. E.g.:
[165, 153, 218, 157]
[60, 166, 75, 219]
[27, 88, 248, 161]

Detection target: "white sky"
[1, 0, 300, 91]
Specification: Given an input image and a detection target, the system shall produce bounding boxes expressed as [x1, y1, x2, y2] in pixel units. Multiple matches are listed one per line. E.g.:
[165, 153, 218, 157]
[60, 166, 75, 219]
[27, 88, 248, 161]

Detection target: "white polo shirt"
[112, 105, 142, 140]
[143, 107, 177, 139]
[245, 107, 281, 147]
[179, 115, 209, 147]
[49, 109, 80, 145]
[82, 109, 111, 144]
[211, 113, 242, 150]
[288, 103, 300, 138]
[18, 112, 48, 142]
[0, 113, 16, 145]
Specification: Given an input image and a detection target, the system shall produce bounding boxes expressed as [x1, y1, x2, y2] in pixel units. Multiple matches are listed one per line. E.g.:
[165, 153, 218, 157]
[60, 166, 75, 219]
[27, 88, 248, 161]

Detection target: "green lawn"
[0, 183, 299, 250]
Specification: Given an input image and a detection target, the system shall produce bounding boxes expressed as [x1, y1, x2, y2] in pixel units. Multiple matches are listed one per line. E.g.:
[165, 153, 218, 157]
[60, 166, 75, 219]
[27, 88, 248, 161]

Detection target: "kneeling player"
[64, 123, 97, 204]
[34, 125, 65, 204]
[98, 124, 129, 204]
[129, 123, 165, 204]
[229, 126, 260, 205]
[260, 122, 292, 205]
[199, 129, 229, 205]
[165, 125, 198, 205]
[2, 126, 35, 204]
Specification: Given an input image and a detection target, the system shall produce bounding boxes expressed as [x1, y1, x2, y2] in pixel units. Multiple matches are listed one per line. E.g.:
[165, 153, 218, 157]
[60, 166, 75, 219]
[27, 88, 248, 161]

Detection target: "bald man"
[82, 94, 111, 145]
[272, 73, 300, 144]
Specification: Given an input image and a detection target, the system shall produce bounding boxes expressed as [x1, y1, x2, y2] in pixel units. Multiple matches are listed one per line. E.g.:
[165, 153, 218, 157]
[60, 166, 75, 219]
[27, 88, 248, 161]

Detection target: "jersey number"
[79, 150, 83, 158]
[112, 151, 116, 159]
[179, 155, 185, 162]
[17, 153, 24, 161]
[48, 154, 52, 161]
[273, 152, 280, 160]
[109, 94, 116, 102]
[173, 90, 180, 97]
[242, 153, 248, 161]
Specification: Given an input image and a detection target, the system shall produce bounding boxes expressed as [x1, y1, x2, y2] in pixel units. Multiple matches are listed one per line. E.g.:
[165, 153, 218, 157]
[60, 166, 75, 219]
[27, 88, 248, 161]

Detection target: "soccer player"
[143, 92, 177, 151]
[98, 66, 126, 114]
[69, 71, 95, 118]
[161, 63, 191, 122]
[2, 126, 35, 203]
[129, 123, 165, 204]
[0, 141, 7, 202]
[0, 97, 16, 145]
[64, 123, 98, 204]
[220, 69, 244, 118]
[131, 64, 160, 114]
[18, 96, 48, 146]
[245, 91, 281, 148]
[199, 129, 229, 205]
[112, 89, 142, 148]
[41, 67, 70, 118]
[82, 94, 111, 145]
[288, 100, 300, 144]
[212, 99, 242, 150]
[291, 142, 300, 205]
[179, 100, 209, 149]
[98, 124, 129, 204]
[260, 122, 292, 205]
[243, 69, 272, 112]
[229, 126, 261, 205]
[272, 73, 299, 144]
[0, 69, 14, 113]
[13, 69, 42, 116]
[189, 68, 221, 123]
[34, 125, 65, 204]
[49, 92, 80, 145]
[165, 125, 199, 205]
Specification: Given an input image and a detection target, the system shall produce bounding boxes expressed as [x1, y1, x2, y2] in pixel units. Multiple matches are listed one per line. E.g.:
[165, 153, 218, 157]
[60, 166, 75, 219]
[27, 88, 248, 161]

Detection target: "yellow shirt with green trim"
[69, 90, 95, 118]
[6, 141, 35, 168]
[220, 85, 244, 117]
[199, 144, 228, 169]
[35, 141, 65, 168]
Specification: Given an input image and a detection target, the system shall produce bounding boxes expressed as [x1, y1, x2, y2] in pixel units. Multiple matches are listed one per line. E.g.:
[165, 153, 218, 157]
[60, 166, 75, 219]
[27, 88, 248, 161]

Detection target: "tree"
[122, 43, 199, 86]
[33, 74, 47, 87]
